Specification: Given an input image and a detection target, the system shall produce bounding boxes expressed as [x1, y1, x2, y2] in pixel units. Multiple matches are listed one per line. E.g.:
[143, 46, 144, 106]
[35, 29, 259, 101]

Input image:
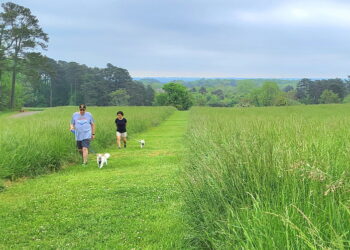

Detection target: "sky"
[5, 0, 350, 78]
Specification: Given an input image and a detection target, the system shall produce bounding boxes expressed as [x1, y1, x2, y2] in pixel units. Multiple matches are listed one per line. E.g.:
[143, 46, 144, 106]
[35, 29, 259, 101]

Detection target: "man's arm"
[91, 122, 95, 139]
[70, 116, 75, 130]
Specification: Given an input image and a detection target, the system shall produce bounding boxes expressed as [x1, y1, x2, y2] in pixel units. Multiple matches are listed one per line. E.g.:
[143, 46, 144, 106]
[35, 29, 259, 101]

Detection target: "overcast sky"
[7, 0, 350, 78]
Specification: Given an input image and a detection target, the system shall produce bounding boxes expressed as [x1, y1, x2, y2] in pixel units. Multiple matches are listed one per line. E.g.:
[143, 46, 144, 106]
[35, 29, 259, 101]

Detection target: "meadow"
[1, 104, 350, 248]
[0, 111, 187, 248]
[183, 105, 350, 249]
[0, 106, 175, 181]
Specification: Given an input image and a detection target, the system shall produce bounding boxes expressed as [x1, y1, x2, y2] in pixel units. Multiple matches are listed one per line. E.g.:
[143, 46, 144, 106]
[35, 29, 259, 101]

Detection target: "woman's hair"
[117, 111, 124, 116]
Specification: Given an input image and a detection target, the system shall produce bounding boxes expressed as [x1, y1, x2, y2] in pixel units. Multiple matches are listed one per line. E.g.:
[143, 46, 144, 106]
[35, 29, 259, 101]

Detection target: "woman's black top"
[115, 118, 127, 132]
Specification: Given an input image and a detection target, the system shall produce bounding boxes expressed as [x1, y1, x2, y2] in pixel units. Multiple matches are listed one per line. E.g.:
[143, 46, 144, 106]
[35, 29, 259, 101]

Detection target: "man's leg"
[81, 139, 90, 165]
[77, 141, 83, 160]
[82, 147, 88, 164]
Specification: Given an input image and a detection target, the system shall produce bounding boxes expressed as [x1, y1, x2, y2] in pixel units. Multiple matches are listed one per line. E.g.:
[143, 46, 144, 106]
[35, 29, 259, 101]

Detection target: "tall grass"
[183, 105, 350, 249]
[0, 106, 175, 180]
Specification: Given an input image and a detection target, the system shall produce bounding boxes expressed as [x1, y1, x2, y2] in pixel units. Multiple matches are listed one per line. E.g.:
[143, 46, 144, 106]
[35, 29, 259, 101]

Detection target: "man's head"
[79, 104, 86, 115]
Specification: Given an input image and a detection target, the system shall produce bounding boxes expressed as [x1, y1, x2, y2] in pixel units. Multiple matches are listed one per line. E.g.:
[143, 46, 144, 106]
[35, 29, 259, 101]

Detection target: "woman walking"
[115, 111, 127, 149]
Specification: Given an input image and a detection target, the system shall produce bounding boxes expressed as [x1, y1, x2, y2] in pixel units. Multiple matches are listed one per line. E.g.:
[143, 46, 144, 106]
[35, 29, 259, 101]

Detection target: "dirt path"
[11, 111, 41, 118]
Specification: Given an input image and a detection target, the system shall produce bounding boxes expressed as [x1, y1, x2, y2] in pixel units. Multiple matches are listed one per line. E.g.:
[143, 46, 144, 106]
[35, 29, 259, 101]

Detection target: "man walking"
[70, 104, 95, 165]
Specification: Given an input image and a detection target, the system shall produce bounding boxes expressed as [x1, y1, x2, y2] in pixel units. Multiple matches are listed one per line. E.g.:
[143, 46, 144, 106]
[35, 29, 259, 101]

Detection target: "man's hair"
[79, 104, 86, 109]
[117, 111, 124, 116]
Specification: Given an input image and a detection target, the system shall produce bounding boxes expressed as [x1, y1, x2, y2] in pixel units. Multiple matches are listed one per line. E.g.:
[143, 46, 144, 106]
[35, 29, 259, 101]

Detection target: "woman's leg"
[123, 136, 127, 148]
[117, 135, 121, 148]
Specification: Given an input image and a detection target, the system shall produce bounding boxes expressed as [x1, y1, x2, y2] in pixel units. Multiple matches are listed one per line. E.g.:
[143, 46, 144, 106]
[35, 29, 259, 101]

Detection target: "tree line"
[21, 59, 155, 107]
[181, 78, 350, 108]
[0, 2, 154, 110]
[295, 78, 349, 104]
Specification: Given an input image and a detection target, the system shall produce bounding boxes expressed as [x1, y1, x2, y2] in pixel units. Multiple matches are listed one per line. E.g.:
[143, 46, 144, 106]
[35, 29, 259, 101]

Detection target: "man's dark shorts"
[76, 139, 90, 149]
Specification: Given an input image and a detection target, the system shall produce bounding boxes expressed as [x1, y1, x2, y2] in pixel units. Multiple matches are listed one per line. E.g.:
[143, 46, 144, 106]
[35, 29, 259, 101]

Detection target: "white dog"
[138, 140, 145, 148]
[97, 153, 110, 168]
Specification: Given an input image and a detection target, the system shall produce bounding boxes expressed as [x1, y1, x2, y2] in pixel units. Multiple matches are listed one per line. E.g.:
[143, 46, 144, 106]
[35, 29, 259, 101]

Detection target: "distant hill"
[134, 77, 302, 83]
[133, 77, 203, 83]
[134, 77, 301, 89]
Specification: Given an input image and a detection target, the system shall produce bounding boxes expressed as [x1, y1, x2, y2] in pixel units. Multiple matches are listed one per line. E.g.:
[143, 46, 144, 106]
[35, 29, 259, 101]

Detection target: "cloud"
[7, 0, 350, 78]
[232, 1, 350, 27]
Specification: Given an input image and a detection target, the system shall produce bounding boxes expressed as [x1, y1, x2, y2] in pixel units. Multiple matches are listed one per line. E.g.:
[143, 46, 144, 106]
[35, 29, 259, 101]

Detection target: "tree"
[21, 53, 55, 107]
[319, 90, 340, 104]
[0, 15, 5, 103]
[127, 81, 147, 106]
[326, 78, 346, 100]
[295, 78, 346, 104]
[144, 85, 155, 106]
[154, 93, 168, 106]
[2, 2, 48, 108]
[161, 82, 193, 110]
[283, 85, 294, 92]
[296, 78, 311, 103]
[249, 88, 261, 106]
[0, 10, 12, 108]
[109, 89, 130, 106]
[65, 62, 86, 106]
[273, 93, 288, 106]
[236, 80, 257, 95]
[343, 94, 350, 103]
[259, 82, 281, 106]
[211, 89, 224, 100]
[192, 93, 207, 106]
[199, 86, 207, 95]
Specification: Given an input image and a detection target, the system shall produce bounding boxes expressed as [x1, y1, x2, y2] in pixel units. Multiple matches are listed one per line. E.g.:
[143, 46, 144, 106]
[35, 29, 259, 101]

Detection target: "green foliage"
[109, 89, 130, 106]
[15, 60, 154, 108]
[283, 85, 294, 92]
[296, 78, 346, 104]
[144, 85, 155, 106]
[183, 106, 350, 249]
[158, 82, 193, 110]
[259, 82, 282, 106]
[236, 80, 258, 95]
[192, 93, 207, 106]
[319, 89, 340, 104]
[285, 98, 302, 106]
[249, 82, 289, 107]
[154, 93, 168, 106]
[1, 2, 49, 108]
[137, 78, 164, 89]
[141, 78, 302, 108]
[342, 94, 350, 103]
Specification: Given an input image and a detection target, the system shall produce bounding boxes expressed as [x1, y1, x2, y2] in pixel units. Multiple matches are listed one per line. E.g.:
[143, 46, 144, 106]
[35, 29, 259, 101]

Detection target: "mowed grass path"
[0, 111, 188, 249]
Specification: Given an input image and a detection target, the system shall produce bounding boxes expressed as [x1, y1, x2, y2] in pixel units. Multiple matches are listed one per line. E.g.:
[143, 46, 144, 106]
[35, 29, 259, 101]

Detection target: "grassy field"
[0, 111, 188, 248]
[1, 104, 350, 248]
[0, 106, 175, 181]
[183, 105, 350, 249]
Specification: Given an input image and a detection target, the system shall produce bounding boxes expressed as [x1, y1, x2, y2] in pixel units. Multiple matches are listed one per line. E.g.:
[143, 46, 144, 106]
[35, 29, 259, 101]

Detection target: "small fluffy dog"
[97, 153, 110, 168]
[139, 140, 145, 148]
